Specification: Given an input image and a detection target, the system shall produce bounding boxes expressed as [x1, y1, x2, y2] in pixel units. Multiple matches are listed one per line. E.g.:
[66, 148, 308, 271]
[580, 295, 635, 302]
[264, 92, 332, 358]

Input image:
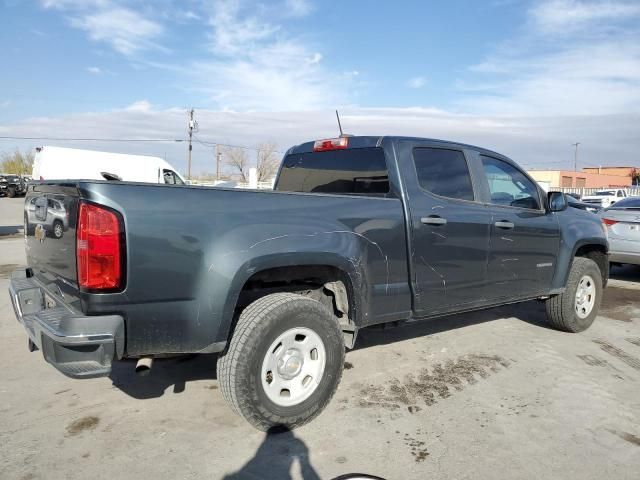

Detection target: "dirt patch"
[205, 385, 218, 390]
[609, 429, 640, 447]
[403, 434, 429, 462]
[594, 340, 640, 371]
[600, 287, 640, 322]
[0, 264, 21, 279]
[344, 362, 354, 370]
[358, 354, 509, 411]
[66, 416, 100, 436]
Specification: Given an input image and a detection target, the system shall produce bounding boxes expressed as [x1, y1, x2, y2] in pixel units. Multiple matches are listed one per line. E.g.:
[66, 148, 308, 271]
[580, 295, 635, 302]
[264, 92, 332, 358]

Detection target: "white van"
[33, 146, 186, 184]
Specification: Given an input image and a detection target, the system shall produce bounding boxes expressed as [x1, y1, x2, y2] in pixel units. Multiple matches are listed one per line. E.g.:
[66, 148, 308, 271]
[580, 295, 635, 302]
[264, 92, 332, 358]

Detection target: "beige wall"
[528, 170, 631, 188]
[583, 166, 635, 177]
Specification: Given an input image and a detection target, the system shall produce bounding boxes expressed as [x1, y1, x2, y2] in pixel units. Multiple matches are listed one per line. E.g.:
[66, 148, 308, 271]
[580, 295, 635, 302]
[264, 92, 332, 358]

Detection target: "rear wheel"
[217, 292, 345, 431]
[545, 257, 602, 332]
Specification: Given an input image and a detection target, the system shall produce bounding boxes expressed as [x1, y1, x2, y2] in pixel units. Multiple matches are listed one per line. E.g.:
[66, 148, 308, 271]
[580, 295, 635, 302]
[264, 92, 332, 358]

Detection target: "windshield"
[607, 196, 640, 209]
[593, 190, 616, 196]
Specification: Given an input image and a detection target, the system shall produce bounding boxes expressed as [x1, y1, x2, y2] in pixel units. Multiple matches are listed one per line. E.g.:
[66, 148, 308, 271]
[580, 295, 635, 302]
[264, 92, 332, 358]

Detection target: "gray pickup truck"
[9, 135, 609, 430]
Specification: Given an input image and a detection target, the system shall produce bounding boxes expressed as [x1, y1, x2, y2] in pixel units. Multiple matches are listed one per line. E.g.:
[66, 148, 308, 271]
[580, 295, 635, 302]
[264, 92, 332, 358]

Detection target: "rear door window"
[412, 147, 474, 201]
[276, 148, 389, 196]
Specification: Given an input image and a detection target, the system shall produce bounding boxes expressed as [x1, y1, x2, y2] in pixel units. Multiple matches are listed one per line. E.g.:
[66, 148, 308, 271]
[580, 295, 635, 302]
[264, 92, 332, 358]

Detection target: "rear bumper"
[8, 269, 124, 379]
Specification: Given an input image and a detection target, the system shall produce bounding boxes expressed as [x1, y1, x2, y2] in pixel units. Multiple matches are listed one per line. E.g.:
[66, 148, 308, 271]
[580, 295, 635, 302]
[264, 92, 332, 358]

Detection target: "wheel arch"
[216, 253, 362, 349]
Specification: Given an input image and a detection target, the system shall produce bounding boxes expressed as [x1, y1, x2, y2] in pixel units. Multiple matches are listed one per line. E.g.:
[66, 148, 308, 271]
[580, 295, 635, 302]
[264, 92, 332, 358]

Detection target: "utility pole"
[572, 142, 580, 172]
[215, 144, 221, 181]
[187, 108, 195, 180]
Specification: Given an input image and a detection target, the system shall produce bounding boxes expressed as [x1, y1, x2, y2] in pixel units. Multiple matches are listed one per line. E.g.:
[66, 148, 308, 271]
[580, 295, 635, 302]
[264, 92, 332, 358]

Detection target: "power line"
[0, 136, 185, 142]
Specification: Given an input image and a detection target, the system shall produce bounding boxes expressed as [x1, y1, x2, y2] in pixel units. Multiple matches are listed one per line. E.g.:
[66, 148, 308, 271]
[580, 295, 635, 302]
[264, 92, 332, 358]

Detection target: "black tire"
[7, 186, 16, 198]
[217, 292, 345, 431]
[53, 220, 64, 239]
[545, 257, 602, 332]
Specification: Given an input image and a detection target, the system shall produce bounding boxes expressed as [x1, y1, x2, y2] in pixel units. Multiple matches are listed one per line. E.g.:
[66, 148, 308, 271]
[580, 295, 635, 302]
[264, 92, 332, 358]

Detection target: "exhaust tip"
[135, 357, 154, 376]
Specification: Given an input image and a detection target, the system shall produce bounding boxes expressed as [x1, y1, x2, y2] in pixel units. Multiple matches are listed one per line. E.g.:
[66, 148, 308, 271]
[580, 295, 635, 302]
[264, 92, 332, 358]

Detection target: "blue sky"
[0, 0, 639, 173]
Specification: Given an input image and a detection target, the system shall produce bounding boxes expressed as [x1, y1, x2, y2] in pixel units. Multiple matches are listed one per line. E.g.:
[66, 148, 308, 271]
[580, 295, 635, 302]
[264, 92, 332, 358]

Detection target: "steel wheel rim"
[261, 327, 326, 407]
[575, 274, 596, 319]
[54, 224, 62, 237]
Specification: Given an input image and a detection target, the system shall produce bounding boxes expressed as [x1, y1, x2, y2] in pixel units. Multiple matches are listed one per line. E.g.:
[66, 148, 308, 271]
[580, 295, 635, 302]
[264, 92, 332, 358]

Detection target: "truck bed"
[24, 180, 411, 357]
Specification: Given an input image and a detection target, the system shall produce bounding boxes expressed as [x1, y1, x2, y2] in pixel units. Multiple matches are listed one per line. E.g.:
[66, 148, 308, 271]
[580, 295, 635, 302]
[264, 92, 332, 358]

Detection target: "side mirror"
[548, 191, 568, 212]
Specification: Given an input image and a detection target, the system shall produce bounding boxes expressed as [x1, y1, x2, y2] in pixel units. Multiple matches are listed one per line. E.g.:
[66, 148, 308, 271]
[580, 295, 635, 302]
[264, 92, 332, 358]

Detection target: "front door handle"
[421, 216, 447, 226]
[495, 220, 515, 229]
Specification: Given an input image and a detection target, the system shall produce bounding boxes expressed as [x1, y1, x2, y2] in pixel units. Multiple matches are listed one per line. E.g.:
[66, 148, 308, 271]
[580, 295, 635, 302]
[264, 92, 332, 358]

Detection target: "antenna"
[336, 110, 344, 137]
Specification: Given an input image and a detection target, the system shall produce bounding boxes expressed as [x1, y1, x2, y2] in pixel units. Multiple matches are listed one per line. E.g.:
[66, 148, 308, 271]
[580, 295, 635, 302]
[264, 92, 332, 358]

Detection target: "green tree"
[0, 149, 34, 175]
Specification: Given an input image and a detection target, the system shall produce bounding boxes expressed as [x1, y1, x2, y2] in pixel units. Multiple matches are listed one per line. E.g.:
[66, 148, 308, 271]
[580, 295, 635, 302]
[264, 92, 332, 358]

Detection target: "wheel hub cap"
[277, 349, 304, 380]
[575, 274, 596, 319]
[260, 327, 326, 407]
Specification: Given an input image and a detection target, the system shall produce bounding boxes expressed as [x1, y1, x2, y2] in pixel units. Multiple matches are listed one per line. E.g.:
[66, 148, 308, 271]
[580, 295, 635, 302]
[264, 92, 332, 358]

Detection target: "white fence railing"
[548, 186, 640, 197]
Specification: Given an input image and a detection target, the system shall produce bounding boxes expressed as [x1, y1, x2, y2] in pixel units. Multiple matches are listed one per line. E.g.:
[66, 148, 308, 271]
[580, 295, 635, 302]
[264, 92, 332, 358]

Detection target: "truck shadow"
[355, 300, 551, 351]
[110, 301, 551, 400]
[109, 354, 218, 399]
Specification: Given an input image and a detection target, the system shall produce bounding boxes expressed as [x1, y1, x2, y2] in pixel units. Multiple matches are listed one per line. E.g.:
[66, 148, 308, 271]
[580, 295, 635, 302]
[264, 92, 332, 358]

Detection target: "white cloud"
[459, 0, 640, 115]
[190, 0, 351, 110]
[42, 1, 164, 56]
[284, 0, 313, 17]
[407, 77, 426, 89]
[1, 106, 638, 175]
[307, 52, 322, 65]
[0, 100, 11, 108]
[530, 0, 640, 34]
[86, 66, 101, 74]
[125, 100, 153, 112]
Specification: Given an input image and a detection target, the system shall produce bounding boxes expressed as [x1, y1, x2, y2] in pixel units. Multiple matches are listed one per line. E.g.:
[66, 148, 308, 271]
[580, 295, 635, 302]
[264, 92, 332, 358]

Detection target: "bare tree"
[256, 142, 280, 183]
[224, 146, 250, 182]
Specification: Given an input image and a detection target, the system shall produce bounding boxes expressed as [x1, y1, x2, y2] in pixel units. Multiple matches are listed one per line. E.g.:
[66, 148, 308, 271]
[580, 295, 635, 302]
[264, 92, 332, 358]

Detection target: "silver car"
[601, 196, 640, 265]
[25, 196, 69, 239]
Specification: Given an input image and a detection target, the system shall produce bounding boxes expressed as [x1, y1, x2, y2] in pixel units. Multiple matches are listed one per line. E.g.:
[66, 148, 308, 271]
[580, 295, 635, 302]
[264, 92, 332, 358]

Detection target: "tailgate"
[24, 183, 80, 298]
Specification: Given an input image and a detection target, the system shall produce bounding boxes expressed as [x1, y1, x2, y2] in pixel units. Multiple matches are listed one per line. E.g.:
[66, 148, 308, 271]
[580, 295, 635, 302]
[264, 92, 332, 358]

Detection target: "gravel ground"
[1, 196, 639, 480]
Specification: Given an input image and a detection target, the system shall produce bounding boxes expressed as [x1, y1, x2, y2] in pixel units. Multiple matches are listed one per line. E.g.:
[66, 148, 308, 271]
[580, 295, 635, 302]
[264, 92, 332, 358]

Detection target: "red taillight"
[77, 202, 122, 290]
[313, 137, 349, 151]
[602, 218, 618, 227]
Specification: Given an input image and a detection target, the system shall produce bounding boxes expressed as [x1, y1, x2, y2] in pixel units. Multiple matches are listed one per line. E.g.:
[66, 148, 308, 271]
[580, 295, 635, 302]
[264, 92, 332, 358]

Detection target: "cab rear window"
[275, 148, 390, 196]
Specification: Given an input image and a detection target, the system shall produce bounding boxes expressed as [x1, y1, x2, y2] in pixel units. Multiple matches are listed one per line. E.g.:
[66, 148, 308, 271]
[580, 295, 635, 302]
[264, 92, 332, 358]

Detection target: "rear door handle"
[421, 216, 447, 226]
[495, 220, 515, 229]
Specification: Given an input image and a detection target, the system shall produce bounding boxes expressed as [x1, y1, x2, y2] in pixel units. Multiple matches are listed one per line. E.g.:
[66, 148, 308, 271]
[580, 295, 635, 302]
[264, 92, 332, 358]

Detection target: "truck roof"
[288, 135, 509, 159]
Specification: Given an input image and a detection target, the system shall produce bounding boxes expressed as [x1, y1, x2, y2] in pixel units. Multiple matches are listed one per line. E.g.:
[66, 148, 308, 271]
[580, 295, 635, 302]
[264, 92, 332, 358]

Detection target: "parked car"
[601, 196, 640, 266]
[25, 196, 69, 239]
[33, 146, 185, 184]
[0, 173, 27, 197]
[582, 188, 627, 209]
[10, 135, 609, 431]
[566, 194, 602, 213]
[566, 192, 582, 200]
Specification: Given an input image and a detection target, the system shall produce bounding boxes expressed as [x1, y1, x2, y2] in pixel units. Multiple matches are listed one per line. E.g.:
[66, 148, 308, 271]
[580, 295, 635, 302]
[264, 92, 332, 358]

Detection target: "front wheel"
[53, 221, 64, 239]
[545, 257, 603, 332]
[217, 293, 345, 431]
[7, 187, 16, 198]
